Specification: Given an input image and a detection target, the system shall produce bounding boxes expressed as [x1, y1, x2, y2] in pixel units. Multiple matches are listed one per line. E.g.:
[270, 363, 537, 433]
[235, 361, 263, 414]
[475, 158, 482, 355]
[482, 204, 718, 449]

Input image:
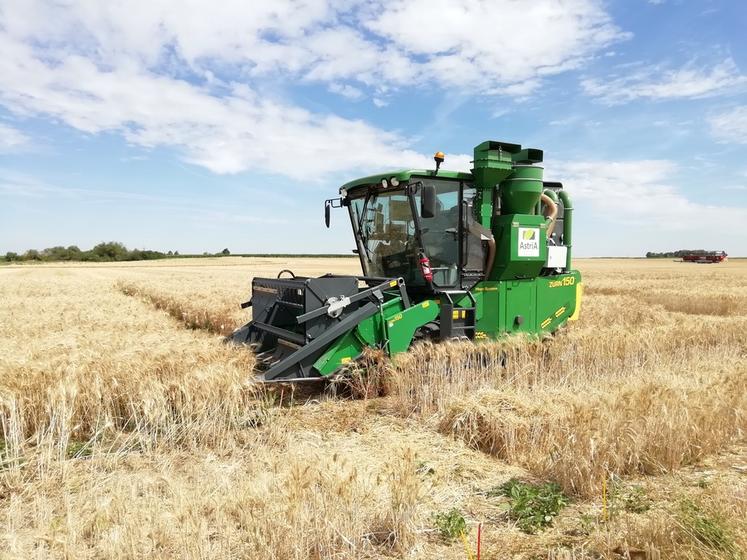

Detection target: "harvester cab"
[228, 140, 582, 382]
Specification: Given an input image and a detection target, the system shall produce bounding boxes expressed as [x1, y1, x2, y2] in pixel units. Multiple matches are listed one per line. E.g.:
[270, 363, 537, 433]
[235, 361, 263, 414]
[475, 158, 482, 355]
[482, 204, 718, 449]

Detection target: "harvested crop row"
[117, 281, 239, 336]
[0, 271, 260, 471]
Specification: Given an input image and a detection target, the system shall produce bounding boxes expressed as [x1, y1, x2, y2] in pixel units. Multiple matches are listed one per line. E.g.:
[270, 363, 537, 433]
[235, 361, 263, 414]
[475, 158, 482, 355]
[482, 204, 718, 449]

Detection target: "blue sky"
[0, 0, 745, 256]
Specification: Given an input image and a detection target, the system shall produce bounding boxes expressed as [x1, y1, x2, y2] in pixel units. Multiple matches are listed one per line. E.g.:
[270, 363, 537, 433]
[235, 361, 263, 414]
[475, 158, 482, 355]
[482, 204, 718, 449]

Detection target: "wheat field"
[0, 257, 745, 559]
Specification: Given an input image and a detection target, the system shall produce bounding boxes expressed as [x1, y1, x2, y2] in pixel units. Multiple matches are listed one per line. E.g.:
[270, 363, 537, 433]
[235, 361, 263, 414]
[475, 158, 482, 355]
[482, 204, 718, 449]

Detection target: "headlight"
[390, 177, 400, 187]
[381, 179, 388, 188]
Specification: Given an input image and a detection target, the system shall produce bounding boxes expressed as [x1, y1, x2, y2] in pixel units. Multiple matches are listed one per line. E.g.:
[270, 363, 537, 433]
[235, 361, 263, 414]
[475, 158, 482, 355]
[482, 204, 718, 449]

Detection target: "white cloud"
[582, 58, 747, 104]
[363, 0, 628, 93]
[0, 32, 470, 179]
[554, 159, 747, 235]
[328, 83, 364, 100]
[0, 0, 628, 96]
[491, 108, 512, 119]
[709, 106, 747, 144]
[0, 123, 29, 152]
[0, 1, 628, 179]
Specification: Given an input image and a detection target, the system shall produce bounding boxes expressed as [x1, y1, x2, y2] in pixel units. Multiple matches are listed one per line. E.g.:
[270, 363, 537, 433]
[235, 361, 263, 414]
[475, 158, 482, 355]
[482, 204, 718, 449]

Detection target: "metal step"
[439, 290, 477, 340]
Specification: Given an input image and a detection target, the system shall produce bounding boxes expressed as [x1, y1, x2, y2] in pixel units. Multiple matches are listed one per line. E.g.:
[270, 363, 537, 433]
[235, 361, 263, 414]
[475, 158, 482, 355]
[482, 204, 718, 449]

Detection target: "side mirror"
[324, 201, 331, 228]
[421, 185, 438, 218]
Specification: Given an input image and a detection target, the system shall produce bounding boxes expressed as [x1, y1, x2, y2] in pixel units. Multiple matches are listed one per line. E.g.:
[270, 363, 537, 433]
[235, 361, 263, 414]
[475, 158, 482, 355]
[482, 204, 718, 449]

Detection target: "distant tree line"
[2, 242, 185, 262]
[646, 249, 721, 258]
[3, 243, 353, 262]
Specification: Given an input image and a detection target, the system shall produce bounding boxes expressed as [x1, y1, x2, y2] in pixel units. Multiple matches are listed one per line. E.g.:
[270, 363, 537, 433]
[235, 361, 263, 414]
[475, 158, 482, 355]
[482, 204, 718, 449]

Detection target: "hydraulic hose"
[484, 231, 496, 278]
[540, 192, 558, 238]
[557, 190, 573, 270]
[468, 220, 496, 278]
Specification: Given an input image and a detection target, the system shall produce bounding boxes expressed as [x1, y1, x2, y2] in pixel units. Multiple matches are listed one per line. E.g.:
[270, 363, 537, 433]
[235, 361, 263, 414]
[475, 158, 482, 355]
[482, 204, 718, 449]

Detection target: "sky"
[0, 0, 746, 257]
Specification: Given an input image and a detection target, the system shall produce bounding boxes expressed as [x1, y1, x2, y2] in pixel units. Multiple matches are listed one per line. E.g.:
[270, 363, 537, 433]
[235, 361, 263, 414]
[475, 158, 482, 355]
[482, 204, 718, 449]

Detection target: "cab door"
[412, 179, 461, 288]
[459, 184, 490, 290]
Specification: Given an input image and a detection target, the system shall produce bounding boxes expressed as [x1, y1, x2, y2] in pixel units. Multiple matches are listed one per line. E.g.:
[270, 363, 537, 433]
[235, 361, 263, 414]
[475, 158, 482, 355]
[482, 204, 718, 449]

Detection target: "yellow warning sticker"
[389, 280, 398, 287]
[569, 283, 583, 321]
[340, 357, 352, 363]
[422, 301, 430, 308]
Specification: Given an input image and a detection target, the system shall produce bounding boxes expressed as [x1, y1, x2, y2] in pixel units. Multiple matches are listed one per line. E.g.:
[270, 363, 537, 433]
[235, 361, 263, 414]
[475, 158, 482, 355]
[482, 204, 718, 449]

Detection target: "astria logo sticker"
[518, 227, 540, 257]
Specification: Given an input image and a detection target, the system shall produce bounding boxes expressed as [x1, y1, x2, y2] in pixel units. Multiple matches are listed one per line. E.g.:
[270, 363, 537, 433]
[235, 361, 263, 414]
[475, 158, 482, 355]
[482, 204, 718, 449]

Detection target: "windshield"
[350, 189, 424, 285]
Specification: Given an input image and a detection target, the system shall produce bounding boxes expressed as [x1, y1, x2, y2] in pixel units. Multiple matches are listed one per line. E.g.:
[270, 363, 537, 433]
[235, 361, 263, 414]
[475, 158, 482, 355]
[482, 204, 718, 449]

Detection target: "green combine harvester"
[228, 140, 582, 381]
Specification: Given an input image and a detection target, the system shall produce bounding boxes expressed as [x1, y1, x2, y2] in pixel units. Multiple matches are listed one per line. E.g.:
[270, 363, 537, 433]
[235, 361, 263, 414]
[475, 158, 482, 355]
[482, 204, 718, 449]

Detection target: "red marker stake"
[476, 522, 482, 560]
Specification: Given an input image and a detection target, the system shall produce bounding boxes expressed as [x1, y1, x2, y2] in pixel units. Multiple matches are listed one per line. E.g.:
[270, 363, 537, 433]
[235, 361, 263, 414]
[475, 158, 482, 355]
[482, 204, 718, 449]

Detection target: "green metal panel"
[471, 272, 582, 340]
[313, 330, 367, 376]
[472, 141, 514, 229]
[500, 164, 544, 215]
[472, 142, 514, 190]
[513, 148, 544, 164]
[385, 299, 440, 354]
[312, 297, 440, 376]
[473, 282, 501, 334]
[535, 271, 581, 332]
[504, 280, 536, 333]
[491, 214, 548, 281]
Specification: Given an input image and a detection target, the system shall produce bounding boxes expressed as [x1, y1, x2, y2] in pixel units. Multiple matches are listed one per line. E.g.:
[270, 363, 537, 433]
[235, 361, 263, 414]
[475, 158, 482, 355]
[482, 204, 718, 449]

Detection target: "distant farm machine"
[682, 251, 728, 264]
[228, 140, 582, 381]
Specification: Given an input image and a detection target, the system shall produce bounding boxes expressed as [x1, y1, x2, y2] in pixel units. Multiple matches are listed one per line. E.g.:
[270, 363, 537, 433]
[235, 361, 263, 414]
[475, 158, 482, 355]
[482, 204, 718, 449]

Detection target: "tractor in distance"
[228, 140, 582, 382]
